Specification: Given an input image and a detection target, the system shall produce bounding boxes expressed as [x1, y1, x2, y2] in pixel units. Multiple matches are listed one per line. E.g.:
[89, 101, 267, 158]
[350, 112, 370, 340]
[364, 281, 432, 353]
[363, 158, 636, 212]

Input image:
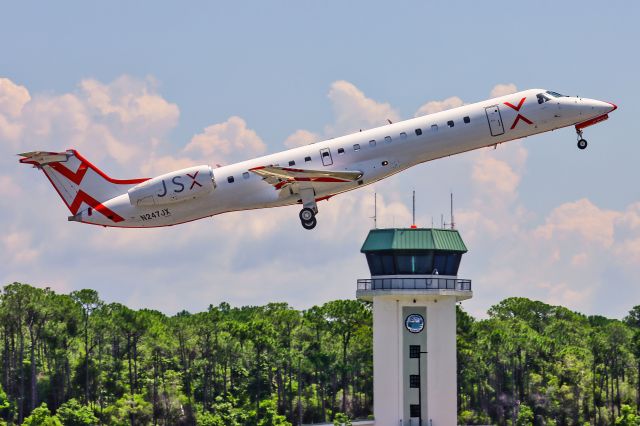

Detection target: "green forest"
[0, 282, 639, 425]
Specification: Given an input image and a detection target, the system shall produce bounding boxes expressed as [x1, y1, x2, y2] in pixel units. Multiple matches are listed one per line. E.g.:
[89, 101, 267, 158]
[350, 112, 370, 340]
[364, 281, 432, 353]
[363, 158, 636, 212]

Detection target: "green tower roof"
[360, 228, 468, 253]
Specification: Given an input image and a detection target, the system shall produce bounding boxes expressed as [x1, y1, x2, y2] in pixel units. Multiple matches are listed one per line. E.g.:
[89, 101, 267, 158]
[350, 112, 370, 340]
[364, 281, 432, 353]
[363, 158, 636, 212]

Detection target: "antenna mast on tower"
[411, 190, 417, 228]
[450, 192, 455, 230]
[371, 192, 377, 229]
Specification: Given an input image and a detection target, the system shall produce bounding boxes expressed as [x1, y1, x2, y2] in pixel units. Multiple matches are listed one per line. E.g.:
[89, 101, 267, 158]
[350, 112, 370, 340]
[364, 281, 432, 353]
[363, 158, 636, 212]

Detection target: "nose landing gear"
[576, 128, 588, 150]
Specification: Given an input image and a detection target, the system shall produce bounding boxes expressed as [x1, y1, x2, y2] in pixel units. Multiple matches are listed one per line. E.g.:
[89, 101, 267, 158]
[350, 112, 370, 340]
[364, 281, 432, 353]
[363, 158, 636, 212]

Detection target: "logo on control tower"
[405, 314, 425, 333]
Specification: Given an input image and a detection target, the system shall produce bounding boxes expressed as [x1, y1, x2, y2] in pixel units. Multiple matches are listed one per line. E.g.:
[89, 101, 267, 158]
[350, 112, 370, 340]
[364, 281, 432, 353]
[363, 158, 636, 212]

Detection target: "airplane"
[19, 89, 616, 230]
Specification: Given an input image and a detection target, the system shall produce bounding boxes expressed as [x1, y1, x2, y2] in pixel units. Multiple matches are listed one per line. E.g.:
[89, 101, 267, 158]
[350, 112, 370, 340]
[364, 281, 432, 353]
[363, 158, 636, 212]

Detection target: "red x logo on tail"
[504, 97, 533, 129]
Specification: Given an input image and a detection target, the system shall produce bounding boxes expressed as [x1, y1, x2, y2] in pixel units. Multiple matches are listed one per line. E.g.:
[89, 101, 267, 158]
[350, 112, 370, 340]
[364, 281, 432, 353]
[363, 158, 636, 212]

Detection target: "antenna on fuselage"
[387, 119, 393, 124]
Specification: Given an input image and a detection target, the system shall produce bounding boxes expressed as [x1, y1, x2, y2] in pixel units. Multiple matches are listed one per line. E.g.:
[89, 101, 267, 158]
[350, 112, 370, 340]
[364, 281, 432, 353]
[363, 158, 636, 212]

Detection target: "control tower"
[356, 227, 472, 425]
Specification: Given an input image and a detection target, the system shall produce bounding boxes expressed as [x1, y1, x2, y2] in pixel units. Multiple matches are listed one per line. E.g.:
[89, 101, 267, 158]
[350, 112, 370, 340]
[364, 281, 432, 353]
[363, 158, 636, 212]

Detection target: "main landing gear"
[299, 188, 318, 230]
[576, 127, 588, 150]
[299, 208, 317, 230]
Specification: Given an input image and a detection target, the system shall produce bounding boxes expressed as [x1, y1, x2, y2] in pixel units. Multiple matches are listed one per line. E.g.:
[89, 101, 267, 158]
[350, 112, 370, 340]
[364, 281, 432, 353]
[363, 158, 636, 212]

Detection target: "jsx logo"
[504, 97, 533, 129]
[157, 171, 201, 198]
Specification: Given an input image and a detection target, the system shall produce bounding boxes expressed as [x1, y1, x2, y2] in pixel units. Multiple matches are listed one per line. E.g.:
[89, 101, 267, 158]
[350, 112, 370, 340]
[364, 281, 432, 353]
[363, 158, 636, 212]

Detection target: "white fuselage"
[88, 89, 615, 227]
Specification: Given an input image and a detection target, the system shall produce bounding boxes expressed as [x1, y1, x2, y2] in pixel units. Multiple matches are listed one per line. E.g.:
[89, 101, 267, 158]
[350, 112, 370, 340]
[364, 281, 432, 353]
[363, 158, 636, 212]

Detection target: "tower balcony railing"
[357, 277, 472, 292]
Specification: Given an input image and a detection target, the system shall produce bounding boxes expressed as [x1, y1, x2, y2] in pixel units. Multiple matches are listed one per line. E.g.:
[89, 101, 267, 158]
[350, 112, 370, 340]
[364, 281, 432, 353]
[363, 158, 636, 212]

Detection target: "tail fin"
[19, 149, 148, 222]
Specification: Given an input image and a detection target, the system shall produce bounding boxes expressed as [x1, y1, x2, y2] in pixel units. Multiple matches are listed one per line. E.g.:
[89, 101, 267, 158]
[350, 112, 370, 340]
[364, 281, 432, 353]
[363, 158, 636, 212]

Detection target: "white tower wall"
[371, 293, 459, 426]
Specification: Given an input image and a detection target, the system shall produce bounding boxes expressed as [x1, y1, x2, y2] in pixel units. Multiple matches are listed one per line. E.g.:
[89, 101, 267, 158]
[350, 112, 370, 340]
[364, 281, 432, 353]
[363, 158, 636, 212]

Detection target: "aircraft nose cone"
[591, 99, 617, 115]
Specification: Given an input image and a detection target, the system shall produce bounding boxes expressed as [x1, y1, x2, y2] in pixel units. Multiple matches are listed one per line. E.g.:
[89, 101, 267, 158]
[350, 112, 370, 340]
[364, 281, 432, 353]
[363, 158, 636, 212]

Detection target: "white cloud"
[284, 129, 319, 148]
[2, 231, 39, 264]
[534, 199, 619, 247]
[324, 80, 400, 136]
[80, 76, 179, 137]
[184, 116, 266, 164]
[472, 155, 521, 197]
[0, 78, 30, 118]
[414, 96, 464, 117]
[0, 78, 30, 147]
[490, 83, 518, 98]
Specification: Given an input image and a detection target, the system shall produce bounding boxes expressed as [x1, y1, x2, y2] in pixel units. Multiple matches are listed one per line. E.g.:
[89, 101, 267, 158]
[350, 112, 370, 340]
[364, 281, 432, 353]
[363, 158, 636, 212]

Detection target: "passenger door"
[320, 148, 333, 166]
[485, 105, 505, 136]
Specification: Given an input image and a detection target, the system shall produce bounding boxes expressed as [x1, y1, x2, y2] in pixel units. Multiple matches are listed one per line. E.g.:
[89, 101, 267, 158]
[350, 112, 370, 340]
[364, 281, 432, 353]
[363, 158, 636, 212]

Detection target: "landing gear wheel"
[299, 207, 315, 222]
[301, 217, 317, 230]
[577, 139, 588, 150]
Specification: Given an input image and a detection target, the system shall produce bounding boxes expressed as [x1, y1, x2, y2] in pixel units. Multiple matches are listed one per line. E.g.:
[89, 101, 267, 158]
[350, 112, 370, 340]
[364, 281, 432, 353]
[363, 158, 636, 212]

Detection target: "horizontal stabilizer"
[18, 151, 71, 167]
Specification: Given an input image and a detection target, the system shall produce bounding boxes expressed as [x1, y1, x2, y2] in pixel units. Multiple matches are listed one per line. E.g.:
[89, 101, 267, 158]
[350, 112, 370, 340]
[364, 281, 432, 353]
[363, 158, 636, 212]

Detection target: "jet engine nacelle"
[128, 165, 215, 207]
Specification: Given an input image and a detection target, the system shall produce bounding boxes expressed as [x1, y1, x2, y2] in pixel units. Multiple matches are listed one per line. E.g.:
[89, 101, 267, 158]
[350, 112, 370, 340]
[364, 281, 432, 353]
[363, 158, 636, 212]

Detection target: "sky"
[1, 1, 639, 319]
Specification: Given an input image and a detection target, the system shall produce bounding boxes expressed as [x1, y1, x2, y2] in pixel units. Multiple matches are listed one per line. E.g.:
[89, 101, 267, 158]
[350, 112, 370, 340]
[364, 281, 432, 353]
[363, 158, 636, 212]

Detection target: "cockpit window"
[537, 93, 551, 104]
[546, 90, 566, 98]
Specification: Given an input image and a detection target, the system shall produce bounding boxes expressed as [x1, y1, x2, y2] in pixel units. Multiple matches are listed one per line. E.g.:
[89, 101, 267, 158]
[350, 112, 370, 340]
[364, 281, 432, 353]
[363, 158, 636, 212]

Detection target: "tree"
[54, 398, 98, 426]
[615, 404, 640, 426]
[70, 289, 102, 405]
[21, 403, 61, 426]
[323, 300, 371, 416]
[0, 384, 11, 423]
[516, 404, 534, 426]
[1, 282, 639, 426]
[625, 306, 640, 412]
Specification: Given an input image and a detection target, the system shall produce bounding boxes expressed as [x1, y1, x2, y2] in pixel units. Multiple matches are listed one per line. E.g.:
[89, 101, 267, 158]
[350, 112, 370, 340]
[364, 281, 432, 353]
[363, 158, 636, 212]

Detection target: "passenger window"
[305, 156, 311, 162]
[227, 176, 234, 183]
[322, 151, 330, 158]
[338, 148, 345, 154]
[415, 128, 422, 135]
[369, 140, 376, 147]
[242, 172, 250, 179]
[463, 116, 470, 124]
[400, 132, 407, 140]
[447, 120, 454, 128]
[353, 144, 361, 151]
[431, 124, 438, 132]
[289, 160, 295, 166]
[384, 136, 392, 144]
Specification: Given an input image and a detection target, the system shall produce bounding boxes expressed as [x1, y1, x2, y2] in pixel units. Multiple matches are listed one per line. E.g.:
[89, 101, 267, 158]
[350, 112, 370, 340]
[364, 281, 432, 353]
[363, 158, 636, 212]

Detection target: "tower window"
[415, 128, 422, 135]
[409, 374, 421, 388]
[409, 345, 421, 358]
[463, 116, 470, 124]
[410, 405, 421, 418]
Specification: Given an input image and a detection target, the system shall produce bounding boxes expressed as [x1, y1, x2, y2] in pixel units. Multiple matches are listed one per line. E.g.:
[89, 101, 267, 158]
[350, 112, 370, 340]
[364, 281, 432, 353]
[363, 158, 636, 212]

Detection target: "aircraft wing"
[249, 166, 362, 190]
